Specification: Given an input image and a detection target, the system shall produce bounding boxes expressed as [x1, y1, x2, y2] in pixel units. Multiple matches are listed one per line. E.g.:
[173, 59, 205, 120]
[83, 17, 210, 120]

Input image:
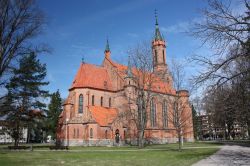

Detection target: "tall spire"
[155, 9, 158, 26]
[154, 9, 163, 41]
[104, 38, 111, 59]
[127, 56, 133, 78]
[105, 38, 110, 52]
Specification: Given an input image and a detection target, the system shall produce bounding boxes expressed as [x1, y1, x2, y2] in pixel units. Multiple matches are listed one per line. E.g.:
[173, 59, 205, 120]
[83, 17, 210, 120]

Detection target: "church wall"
[179, 95, 194, 142]
[71, 88, 116, 116]
[60, 87, 194, 146]
[103, 58, 124, 91]
[112, 91, 130, 113]
[153, 44, 166, 66]
[123, 90, 194, 144]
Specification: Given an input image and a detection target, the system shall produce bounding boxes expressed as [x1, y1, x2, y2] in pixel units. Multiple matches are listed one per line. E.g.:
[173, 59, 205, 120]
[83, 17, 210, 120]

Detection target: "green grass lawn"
[0, 142, 220, 166]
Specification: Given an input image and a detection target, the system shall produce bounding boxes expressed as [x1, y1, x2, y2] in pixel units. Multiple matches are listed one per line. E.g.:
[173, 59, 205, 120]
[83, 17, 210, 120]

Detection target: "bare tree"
[0, 0, 46, 86]
[167, 59, 193, 150]
[189, 0, 250, 140]
[121, 42, 160, 148]
[190, 0, 250, 88]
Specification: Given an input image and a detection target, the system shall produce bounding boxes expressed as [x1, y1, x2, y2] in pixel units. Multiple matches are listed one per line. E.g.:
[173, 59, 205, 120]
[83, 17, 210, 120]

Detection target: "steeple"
[152, 10, 167, 74]
[127, 56, 133, 78]
[154, 9, 163, 41]
[104, 38, 111, 59]
[105, 39, 110, 52]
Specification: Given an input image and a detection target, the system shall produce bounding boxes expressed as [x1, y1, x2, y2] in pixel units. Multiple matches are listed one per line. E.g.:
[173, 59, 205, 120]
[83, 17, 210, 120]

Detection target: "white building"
[0, 123, 28, 144]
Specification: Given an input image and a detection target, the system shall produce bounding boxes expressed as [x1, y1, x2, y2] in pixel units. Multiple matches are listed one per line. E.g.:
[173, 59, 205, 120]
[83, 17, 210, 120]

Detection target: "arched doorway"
[115, 129, 120, 143]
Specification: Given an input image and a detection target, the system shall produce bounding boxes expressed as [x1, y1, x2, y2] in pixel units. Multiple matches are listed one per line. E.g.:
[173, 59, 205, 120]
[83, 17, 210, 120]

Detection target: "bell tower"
[152, 10, 167, 73]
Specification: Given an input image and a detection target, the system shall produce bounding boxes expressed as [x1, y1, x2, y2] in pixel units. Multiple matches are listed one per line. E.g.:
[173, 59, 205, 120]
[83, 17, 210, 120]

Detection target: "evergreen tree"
[3, 52, 49, 146]
[192, 105, 198, 140]
[47, 90, 62, 141]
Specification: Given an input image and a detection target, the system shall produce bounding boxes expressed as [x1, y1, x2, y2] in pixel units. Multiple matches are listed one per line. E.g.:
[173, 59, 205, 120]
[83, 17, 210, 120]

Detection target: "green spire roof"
[154, 10, 163, 41]
[105, 39, 110, 52]
[127, 56, 133, 78]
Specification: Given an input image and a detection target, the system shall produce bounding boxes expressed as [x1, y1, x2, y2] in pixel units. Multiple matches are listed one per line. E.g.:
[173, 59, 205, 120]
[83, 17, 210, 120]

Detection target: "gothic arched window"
[78, 94, 83, 113]
[150, 98, 156, 127]
[109, 97, 111, 108]
[173, 102, 178, 126]
[162, 100, 168, 128]
[154, 50, 158, 64]
[73, 128, 76, 138]
[92, 95, 95, 106]
[100, 96, 103, 106]
[90, 128, 93, 138]
[105, 130, 108, 139]
[124, 130, 126, 139]
[162, 50, 165, 63]
[77, 128, 79, 138]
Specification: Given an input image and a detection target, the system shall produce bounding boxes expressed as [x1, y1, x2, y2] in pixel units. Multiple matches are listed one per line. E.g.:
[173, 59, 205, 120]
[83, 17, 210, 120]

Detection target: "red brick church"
[57, 14, 194, 146]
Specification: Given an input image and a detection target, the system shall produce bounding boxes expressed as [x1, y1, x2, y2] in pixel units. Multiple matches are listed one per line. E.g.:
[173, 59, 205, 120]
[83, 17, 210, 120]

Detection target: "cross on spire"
[155, 9, 158, 25]
[154, 9, 163, 41]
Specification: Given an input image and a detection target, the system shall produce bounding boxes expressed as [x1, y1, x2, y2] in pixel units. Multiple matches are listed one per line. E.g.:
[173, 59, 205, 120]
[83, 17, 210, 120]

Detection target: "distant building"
[0, 109, 45, 144]
[197, 114, 247, 140]
[57, 14, 194, 146]
[0, 121, 28, 144]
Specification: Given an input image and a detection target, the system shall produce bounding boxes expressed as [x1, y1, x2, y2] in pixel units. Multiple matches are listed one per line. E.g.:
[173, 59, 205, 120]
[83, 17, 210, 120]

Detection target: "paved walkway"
[192, 145, 250, 166]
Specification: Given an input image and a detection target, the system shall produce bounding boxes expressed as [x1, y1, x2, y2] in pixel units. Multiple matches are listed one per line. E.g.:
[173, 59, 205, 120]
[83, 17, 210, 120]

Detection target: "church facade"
[57, 15, 194, 146]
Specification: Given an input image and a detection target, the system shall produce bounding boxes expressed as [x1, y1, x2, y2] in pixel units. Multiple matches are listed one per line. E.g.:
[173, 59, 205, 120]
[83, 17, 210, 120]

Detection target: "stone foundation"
[127, 137, 178, 145]
[62, 139, 126, 146]
[62, 137, 194, 146]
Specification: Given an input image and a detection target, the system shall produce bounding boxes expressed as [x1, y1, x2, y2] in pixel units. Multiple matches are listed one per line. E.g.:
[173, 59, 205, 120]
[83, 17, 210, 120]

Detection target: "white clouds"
[161, 21, 190, 34]
[161, 16, 205, 34]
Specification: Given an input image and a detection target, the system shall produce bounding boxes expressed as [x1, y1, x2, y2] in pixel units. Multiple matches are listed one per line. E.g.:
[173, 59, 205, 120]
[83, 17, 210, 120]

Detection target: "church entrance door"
[115, 129, 120, 143]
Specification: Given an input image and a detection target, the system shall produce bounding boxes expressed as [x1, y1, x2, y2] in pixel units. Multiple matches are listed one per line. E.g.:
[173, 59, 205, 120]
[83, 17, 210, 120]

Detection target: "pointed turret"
[152, 10, 170, 82]
[124, 56, 135, 100]
[105, 39, 110, 52]
[154, 10, 163, 41]
[104, 39, 111, 59]
[127, 56, 133, 78]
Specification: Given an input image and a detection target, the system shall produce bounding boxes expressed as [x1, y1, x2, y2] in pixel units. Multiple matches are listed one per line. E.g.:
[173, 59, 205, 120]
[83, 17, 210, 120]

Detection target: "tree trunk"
[14, 122, 20, 147]
[247, 121, 250, 139]
[178, 130, 181, 151]
[138, 130, 144, 148]
[26, 124, 30, 144]
[14, 137, 18, 147]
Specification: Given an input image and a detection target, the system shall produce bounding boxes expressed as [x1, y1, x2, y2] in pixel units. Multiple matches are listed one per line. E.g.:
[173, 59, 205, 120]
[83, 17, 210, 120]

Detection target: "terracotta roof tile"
[113, 62, 176, 95]
[89, 106, 118, 126]
[70, 63, 113, 91]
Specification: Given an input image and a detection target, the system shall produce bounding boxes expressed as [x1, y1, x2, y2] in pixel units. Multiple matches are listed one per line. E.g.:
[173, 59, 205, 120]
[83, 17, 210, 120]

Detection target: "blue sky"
[35, 0, 243, 99]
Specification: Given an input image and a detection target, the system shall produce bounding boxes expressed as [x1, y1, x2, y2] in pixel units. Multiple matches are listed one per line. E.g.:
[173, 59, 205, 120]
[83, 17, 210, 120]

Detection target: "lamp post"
[66, 118, 69, 147]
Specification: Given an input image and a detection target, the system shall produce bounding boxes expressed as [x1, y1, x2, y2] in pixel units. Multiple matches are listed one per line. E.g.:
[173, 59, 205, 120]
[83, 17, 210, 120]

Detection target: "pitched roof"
[112, 61, 176, 95]
[70, 63, 113, 91]
[88, 106, 118, 126]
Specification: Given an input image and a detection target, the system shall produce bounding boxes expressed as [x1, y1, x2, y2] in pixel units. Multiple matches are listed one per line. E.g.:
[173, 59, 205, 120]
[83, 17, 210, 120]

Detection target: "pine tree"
[4, 52, 49, 146]
[192, 105, 198, 140]
[47, 90, 62, 142]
